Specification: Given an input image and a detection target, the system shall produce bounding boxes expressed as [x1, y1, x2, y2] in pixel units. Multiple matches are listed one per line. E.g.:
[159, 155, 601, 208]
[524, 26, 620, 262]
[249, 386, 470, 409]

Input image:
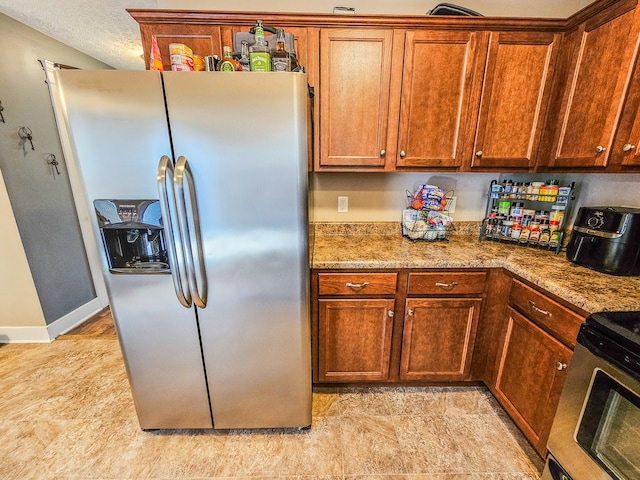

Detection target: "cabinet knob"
[400, 150, 406, 158]
[388, 310, 394, 317]
[380, 150, 386, 157]
[623, 143, 636, 152]
[595, 145, 606, 154]
[556, 362, 567, 371]
[476, 151, 483, 158]
[407, 309, 414, 316]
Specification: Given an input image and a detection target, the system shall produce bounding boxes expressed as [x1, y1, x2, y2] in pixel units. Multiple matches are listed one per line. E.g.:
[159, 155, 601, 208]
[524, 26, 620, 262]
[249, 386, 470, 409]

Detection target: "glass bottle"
[217, 46, 242, 72]
[271, 28, 291, 72]
[249, 20, 272, 72]
[239, 40, 251, 72]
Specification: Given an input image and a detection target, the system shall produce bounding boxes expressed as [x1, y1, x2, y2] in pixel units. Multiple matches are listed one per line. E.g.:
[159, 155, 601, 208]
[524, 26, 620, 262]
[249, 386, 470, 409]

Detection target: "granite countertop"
[311, 223, 640, 314]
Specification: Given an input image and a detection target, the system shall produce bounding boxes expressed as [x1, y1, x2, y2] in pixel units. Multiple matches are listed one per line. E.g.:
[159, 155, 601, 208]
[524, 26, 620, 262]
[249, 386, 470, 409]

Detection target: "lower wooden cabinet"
[400, 298, 481, 381]
[492, 306, 572, 457]
[314, 269, 486, 383]
[318, 298, 395, 382]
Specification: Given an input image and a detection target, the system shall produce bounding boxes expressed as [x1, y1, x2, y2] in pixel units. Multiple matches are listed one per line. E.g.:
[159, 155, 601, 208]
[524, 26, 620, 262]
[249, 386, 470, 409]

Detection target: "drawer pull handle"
[556, 362, 567, 371]
[529, 301, 552, 317]
[345, 281, 370, 289]
[435, 282, 458, 288]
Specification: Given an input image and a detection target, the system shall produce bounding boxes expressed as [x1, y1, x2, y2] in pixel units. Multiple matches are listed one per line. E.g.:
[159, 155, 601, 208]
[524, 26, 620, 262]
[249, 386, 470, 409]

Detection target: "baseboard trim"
[0, 326, 52, 343]
[0, 298, 103, 343]
[48, 298, 103, 339]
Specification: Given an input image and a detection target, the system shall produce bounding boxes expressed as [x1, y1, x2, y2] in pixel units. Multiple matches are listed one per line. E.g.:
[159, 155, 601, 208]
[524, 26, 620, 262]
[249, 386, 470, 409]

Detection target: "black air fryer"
[567, 206, 640, 276]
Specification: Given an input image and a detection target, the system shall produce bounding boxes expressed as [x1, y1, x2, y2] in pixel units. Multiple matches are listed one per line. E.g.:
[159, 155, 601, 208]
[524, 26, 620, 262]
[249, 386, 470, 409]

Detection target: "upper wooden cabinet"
[542, 0, 640, 169]
[129, 1, 640, 173]
[318, 29, 394, 169]
[470, 31, 559, 170]
[396, 30, 487, 169]
[140, 24, 223, 72]
[316, 29, 489, 171]
[316, 28, 561, 172]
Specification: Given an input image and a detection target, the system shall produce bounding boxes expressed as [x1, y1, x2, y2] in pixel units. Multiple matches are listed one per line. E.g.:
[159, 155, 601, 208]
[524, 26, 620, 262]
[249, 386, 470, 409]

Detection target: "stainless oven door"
[545, 342, 640, 480]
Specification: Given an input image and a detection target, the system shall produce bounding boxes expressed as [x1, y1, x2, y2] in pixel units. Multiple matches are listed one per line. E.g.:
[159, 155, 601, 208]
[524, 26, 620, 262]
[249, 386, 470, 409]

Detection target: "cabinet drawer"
[509, 279, 584, 348]
[318, 272, 397, 296]
[408, 272, 487, 295]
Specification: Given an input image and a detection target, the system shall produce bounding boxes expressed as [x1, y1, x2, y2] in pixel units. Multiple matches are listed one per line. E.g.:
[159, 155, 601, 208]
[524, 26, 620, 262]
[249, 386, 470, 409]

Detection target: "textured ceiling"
[0, 0, 156, 70]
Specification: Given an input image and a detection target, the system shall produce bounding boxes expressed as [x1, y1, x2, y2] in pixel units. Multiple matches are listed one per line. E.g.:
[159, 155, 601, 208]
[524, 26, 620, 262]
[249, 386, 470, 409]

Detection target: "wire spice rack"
[479, 180, 576, 254]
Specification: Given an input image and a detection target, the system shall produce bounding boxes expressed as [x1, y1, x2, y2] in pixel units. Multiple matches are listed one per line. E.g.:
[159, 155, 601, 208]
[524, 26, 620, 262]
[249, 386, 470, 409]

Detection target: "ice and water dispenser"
[94, 199, 169, 273]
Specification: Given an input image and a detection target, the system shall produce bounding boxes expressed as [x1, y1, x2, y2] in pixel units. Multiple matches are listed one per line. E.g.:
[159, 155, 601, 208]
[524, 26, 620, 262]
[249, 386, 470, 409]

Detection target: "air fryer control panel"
[574, 207, 629, 233]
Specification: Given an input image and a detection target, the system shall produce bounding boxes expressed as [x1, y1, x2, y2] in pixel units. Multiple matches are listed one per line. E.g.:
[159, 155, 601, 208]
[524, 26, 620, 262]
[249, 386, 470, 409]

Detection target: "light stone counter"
[311, 223, 640, 315]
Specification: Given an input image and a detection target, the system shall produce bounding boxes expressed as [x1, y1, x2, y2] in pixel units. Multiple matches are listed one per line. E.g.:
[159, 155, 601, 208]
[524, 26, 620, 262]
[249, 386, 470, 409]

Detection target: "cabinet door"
[471, 31, 559, 169]
[546, 1, 640, 168]
[399, 298, 481, 381]
[396, 30, 486, 169]
[493, 307, 572, 456]
[318, 29, 393, 168]
[613, 50, 640, 167]
[318, 298, 395, 382]
[138, 24, 223, 71]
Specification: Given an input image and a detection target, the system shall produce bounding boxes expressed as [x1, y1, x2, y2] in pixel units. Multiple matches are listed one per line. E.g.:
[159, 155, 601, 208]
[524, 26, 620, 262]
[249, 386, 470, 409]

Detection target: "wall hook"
[46, 153, 61, 176]
[0, 100, 5, 123]
[18, 126, 35, 151]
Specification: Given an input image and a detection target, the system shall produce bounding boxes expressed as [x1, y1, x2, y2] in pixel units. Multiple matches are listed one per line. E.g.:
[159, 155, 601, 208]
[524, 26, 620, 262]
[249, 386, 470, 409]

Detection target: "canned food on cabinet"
[168, 43, 193, 56]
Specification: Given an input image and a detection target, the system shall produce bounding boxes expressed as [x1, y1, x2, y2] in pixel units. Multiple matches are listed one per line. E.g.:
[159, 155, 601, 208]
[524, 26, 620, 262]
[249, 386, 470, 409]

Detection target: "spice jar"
[511, 223, 522, 239]
[529, 220, 541, 242]
[498, 200, 511, 215]
[539, 220, 551, 243]
[510, 202, 524, 218]
[501, 218, 514, 237]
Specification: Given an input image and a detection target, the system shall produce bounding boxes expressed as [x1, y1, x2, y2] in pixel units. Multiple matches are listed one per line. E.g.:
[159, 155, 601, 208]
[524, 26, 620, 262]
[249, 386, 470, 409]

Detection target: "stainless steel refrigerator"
[56, 70, 312, 430]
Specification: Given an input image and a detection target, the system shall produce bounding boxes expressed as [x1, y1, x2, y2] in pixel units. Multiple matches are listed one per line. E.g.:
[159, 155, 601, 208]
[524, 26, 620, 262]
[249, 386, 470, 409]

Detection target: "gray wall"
[0, 14, 111, 324]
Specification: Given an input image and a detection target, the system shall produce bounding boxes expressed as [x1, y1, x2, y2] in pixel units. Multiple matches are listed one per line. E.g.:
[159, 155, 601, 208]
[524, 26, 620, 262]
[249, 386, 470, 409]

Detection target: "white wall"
[158, 0, 591, 18]
[312, 172, 640, 225]
[0, 169, 45, 333]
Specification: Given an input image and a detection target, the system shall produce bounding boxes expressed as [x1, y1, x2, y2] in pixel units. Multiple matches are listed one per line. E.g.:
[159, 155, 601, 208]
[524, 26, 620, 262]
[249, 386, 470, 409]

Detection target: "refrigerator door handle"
[157, 156, 192, 308]
[174, 156, 208, 308]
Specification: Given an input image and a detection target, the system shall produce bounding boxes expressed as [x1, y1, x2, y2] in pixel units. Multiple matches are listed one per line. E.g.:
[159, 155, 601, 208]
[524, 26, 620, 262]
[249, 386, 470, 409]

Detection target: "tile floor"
[0, 334, 544, 479]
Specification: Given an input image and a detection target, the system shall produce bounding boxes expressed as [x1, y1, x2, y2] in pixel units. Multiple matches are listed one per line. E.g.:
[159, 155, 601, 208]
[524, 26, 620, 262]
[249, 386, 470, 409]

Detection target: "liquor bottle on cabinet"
[217, 46, 242, 72]
[272, 28, 291, 72]
[249, 20, 271, 72]
[239, 41, 251, 72]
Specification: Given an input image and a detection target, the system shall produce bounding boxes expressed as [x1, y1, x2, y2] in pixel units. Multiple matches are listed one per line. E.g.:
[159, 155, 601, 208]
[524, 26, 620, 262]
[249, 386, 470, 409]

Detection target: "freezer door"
[55, 70, 213, 428]
[163, 72, 312, 428]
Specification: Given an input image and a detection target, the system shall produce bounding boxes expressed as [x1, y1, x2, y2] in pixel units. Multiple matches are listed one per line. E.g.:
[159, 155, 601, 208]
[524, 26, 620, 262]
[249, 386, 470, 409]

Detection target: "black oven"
[543, 312, 640, 480]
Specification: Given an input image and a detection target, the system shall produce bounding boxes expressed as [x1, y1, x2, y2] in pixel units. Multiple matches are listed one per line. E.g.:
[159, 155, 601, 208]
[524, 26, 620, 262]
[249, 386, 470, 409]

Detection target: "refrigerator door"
[163, 72, 312, 428]
[55, 70, 212, 428]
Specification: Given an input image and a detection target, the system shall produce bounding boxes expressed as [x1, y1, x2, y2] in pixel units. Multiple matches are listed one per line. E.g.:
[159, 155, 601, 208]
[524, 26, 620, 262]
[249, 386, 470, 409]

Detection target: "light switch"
[338, 196, 348, 213]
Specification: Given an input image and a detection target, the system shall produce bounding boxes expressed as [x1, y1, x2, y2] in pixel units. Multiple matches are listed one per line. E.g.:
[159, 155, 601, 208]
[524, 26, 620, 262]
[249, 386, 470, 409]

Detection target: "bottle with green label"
[217, 46, 242, 72]
[249, 20, 271, 72]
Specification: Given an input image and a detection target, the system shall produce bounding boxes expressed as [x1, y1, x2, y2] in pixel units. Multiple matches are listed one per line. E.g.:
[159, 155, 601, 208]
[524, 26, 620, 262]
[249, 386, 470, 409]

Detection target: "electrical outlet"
[338, 196, 348, 213]
[446, 196, 457, 214]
